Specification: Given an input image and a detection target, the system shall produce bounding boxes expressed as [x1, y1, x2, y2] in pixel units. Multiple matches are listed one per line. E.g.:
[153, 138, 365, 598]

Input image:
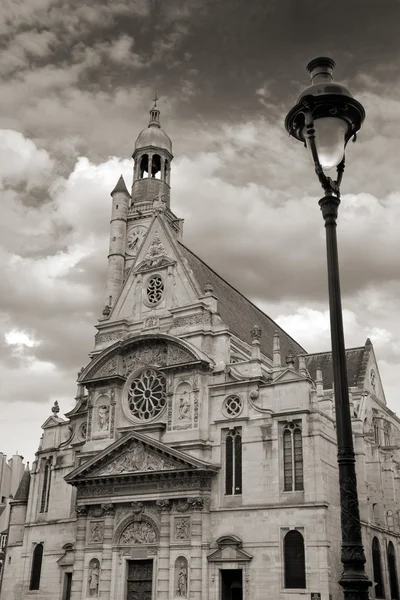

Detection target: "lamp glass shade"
[306, 116, 348, 171]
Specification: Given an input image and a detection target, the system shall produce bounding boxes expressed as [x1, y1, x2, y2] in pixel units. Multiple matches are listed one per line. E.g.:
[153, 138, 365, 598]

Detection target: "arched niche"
[174, 556, 189, 598]
[87, 558, 100, 598]
[173, 381, 193, 428]
[92, 393, 111, 437]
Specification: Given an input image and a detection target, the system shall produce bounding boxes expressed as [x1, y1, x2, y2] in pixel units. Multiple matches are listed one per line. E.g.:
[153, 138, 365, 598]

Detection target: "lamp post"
[285, 58, 371, 600]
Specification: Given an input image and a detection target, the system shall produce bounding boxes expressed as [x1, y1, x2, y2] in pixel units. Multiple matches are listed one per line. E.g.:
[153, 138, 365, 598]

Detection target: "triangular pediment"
[110, 215, 202, 323]
[360, 339, 386, 405]
[65, 430, 218, 484]
[273, 368, 305, 384]
[41, 415, 64, 429]
[207, 537, 253, 563]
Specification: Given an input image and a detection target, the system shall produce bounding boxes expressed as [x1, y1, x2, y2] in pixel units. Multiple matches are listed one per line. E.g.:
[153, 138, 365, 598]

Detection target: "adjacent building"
[2, 104, 400, 600]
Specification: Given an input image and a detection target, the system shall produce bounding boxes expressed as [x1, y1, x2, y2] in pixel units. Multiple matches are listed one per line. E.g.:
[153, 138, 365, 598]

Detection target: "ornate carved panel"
[175, 517, 191, 540]
[94, 440, 178, 476]
[88, 521, 104, 543]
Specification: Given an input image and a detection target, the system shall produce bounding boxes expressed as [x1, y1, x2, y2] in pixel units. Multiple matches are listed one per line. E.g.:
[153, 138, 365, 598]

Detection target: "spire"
[111, 174, 130, 197]
[149, 91, 161, 128]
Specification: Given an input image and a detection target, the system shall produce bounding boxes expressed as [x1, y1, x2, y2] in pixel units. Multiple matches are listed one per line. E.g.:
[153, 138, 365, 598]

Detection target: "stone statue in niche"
[88, 559, 100, 597]
[175, 557, 188, 597]
[178, 390, 191, 421]
[175, 517, 190, 540]
[98, 405, 109, 431]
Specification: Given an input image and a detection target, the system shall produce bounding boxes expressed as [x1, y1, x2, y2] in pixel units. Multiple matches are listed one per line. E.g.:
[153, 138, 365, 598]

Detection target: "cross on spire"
[153, 90, 159, 107]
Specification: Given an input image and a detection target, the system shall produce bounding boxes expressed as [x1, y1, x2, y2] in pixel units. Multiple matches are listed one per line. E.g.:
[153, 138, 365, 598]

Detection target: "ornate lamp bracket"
[301, 100, 345, 198]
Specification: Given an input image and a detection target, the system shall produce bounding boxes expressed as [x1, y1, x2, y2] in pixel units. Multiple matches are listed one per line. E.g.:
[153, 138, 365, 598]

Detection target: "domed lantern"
[284, 57, 365, 193]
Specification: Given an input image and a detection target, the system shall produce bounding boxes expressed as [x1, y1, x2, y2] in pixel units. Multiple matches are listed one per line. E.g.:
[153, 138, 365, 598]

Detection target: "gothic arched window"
[372, 537, 385, 598]
[29, 543, 43, 590]
[225, 428, 242, 495]
[283, 423, 303, 491]
[40, 458, 52, 513]
[284, 530, 306, 589]
[387, 541, 399, 600]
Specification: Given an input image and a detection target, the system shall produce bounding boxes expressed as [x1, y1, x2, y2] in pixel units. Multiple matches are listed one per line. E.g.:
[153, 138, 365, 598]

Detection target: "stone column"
[188, 498, 204, 600]
[156, 499, 171, 599]
[99, 503, 115, 598]
[71, 505, 88, 600]
[148, 154, 153, 178]
[201, 498, 211, 600]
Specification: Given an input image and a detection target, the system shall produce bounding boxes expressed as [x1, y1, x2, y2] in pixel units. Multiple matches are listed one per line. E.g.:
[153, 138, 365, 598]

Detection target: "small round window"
[222, 395, 243, 418]
[146, 275, 164, 305]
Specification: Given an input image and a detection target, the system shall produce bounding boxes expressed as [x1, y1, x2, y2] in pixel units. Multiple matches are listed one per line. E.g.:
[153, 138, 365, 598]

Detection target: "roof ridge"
[303, 346, 365, 357]
[178, 241, 306, 353]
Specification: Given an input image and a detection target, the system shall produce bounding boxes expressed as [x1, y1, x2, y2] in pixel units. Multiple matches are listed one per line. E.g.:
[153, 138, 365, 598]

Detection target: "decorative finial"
[102, 304, 111, 317]
[51, 400, 60, 416]
[250, 325, 261, 341]
[204, 283, 214, 295]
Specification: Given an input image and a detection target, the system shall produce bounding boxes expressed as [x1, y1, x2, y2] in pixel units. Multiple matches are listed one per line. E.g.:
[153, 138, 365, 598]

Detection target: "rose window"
[128, 368, 167, 421]
[223, 395, 243, 418]
[146, 276, 164, 305]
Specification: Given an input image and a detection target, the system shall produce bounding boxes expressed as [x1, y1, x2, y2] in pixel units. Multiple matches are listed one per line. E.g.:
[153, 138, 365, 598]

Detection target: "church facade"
[2, 105, 400, 600]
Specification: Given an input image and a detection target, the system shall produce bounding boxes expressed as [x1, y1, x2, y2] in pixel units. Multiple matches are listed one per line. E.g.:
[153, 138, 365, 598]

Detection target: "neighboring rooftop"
[178, 242, 306, 362]
[304, 343, 368, 390]
[12, 467, 30, 503]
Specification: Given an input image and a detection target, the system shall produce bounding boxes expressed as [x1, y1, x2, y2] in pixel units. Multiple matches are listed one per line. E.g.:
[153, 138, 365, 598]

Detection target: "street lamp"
[285, 58, 371, 600]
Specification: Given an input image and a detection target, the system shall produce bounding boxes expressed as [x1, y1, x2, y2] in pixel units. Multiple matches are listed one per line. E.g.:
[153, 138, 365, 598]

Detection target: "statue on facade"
[176, 561, 188, 597]
[178, 391, 191, 420]
[88, 561, 100, 596]
[98, 405, 109, 431]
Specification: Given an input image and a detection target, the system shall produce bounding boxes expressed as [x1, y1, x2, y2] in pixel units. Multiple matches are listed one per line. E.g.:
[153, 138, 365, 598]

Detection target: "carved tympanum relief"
[96, 440, 177, 476]
[119, 520, 157, 545]
[88, 558, 100, 597]
[84, 340, 195, 381]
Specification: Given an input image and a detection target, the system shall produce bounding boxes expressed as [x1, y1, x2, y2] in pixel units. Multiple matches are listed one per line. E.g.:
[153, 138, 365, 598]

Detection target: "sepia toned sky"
[1, 0, 400, 462]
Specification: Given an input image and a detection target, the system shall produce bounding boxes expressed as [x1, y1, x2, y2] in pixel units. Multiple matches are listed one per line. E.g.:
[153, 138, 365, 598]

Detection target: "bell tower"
[131, 95, 173, 208]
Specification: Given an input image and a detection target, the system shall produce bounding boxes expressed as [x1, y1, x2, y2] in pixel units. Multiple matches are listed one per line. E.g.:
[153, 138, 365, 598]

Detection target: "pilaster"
[71, 506, 88, 600]
[156, 499, 171, 600]
[99, 503, 115, 598]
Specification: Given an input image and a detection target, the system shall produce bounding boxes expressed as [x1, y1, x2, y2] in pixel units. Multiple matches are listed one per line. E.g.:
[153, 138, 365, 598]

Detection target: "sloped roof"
[304, 347, 365, 390]
[13, 468, 30, 502]
[178, 242, 306, 361]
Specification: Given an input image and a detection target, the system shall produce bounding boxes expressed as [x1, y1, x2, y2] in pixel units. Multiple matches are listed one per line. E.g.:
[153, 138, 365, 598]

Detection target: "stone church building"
[2, 104, 400, 600]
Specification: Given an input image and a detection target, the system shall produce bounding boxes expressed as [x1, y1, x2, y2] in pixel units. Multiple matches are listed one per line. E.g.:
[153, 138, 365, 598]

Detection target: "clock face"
[127, 226, 146, 255]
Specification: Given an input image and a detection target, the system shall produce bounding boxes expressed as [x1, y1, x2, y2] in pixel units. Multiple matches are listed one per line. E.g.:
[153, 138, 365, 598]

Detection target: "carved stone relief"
[175, 517, 191, 540]
[120, 520, 157, 545]
[173, 312, 212, 328]
[88, 521, 104, 543]
[96, 441, 177, 476]
[95, 331, 123, 346]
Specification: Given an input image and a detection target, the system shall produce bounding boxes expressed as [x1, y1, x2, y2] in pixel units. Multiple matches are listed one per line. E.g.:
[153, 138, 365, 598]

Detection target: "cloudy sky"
[1, 0, 400, 462]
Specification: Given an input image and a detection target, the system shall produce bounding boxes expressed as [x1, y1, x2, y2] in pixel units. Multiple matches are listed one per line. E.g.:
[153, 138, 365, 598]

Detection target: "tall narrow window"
[383, 422, 391, 447]
[284, 530, 306, 589]
[283, 423, 303, 491]
[373, 419, 380, 445]
[40, 458, 52, 513]
[29, 543, 43, 590]
[372, 537, 385, 599]
[225, 429, 242, 495]
[387, 541, 399, 600]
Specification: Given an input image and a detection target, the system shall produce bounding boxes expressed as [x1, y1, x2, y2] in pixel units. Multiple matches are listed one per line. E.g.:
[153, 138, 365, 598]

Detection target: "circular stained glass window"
[146, 276, 164, 305]
[128, 368, 167, 421]
[223, 395, 243, 418]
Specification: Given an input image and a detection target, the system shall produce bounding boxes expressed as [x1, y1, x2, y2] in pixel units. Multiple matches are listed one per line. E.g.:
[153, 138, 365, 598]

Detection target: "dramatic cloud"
[0, 0, 400, 461]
